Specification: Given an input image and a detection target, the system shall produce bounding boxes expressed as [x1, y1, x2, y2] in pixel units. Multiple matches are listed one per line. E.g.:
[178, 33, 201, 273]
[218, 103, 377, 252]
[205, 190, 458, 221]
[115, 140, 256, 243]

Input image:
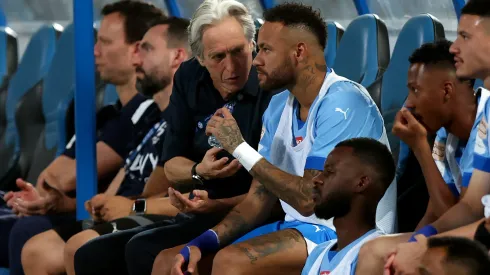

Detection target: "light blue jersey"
[474, 88, 490, 172]
[432, 127, 473, 197]
[397, 89, 486, 197]
[235, 70, 396, 254]
[259, 80, 384, 173]
[301, 229, 382, 275]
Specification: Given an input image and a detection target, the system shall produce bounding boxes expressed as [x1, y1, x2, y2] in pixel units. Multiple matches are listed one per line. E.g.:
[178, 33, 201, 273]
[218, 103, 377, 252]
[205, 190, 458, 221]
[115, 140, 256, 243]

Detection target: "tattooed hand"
[206, 107, 245, 153]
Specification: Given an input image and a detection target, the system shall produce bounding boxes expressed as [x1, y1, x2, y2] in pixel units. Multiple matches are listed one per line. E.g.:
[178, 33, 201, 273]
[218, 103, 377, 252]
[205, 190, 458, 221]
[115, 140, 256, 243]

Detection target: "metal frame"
[452, 0, 466, 20]
[259, 0, 275, 10]
[164, 0, 181, 17]
[0, 8, 6, 26]
[352, 0, 370, 15]
[73, 0, 97, 220]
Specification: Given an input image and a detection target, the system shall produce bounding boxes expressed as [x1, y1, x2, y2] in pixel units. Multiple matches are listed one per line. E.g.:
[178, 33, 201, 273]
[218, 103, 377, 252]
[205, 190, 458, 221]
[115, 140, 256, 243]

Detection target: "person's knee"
[21, 234, 45, 269]
[151, 248, 177, 275]
[21, 230, 64, 273]
[212, 246, 247, 275]
[65, 230, 99, 265]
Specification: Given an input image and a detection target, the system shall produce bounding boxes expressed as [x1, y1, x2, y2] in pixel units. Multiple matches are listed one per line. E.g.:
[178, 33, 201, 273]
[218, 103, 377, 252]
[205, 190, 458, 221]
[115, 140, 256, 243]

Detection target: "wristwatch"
[131, 198, 146, 215]
[191, 162, 205, 185]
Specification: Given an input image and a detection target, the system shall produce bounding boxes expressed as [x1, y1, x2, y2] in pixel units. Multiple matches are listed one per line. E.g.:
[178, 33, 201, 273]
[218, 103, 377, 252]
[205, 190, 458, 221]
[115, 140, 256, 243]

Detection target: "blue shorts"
[233, 220, 337, 254]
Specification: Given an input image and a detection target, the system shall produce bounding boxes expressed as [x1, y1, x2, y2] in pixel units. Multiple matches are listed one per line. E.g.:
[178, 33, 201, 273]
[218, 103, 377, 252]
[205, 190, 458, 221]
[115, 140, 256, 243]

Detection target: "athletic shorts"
[53, 214, 169, 242]
[233, 220, 337, 254]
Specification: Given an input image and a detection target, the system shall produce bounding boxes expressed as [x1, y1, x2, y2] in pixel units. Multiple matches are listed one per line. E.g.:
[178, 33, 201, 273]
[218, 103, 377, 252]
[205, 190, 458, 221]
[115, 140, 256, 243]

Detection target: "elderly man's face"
[200, 16, 253, 97]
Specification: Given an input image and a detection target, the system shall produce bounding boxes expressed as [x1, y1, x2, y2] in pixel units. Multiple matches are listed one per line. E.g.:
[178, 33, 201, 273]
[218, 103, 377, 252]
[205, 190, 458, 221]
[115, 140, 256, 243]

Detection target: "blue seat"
[325, 21, 344, 68]
[101, 84, 118, 106]
[24, 24, 78, 183]
[332, 14, 390, 88]
[0, 27, 18, 139]
[474, 79, 484, 90]
[0, 24, 60, 190]
[0, 27, 18, 90]
[371, 14, 445, 152]
[370, 14, 445, 232]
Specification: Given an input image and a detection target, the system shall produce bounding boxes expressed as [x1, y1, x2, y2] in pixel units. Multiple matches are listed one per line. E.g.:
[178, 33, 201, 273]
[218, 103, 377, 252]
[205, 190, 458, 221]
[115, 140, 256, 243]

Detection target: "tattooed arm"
[212, 179, 278, 246]
[250, 161, 320, 216]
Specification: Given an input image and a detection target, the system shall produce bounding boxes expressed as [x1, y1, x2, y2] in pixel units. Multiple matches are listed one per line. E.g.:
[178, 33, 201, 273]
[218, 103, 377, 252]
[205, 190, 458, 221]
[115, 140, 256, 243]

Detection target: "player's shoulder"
[263, 90, 289, 118]
[323, 80, 372, 106]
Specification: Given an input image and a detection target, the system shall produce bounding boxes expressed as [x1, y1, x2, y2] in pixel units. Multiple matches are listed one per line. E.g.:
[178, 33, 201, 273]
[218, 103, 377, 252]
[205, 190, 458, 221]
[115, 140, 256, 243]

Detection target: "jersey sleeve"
[159, 66, 195, 165]
[473, 100, 490, 172]
[305, 82, 384, 171]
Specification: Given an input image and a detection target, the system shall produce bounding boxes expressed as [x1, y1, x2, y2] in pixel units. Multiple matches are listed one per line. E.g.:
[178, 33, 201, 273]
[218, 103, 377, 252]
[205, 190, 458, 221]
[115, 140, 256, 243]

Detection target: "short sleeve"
[474, 100, 490, 172]
[159, 65, 194, 164]
[305, 82, 384, 171]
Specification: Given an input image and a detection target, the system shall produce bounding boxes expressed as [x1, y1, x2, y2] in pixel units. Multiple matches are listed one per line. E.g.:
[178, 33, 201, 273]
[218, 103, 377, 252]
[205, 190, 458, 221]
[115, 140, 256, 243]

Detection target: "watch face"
[134, 199, 146, 213]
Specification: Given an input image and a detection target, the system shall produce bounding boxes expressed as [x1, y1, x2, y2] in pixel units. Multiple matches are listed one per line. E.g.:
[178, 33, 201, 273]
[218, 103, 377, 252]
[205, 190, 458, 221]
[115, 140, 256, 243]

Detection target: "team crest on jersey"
[295, 136, 304, 145]
[432, 141, 445, 161]
[320, 271, 330, 275]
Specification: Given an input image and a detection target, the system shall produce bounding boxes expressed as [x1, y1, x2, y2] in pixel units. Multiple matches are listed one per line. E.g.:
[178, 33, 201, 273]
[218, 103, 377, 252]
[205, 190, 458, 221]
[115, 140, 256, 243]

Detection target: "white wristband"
[232, 142, 263, 172]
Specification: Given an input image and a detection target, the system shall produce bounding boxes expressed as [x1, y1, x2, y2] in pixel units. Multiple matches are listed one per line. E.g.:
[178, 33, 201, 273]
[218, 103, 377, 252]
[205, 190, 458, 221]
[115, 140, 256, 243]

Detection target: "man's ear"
[356, 176, 371, 193]
[443, 81, 454, 103]
[170, 48, 188, 69]
[131, 41, 142, 66]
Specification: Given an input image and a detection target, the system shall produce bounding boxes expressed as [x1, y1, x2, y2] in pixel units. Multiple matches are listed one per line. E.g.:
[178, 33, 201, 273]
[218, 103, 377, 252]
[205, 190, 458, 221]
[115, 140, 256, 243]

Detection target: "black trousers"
[73, 212, 226, 275]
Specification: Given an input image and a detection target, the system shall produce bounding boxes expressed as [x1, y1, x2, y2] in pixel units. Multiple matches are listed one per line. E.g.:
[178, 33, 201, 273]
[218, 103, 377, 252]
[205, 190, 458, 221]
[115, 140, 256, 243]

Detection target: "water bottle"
[208, 135, 223, 148]
[208, 100, 237, 149]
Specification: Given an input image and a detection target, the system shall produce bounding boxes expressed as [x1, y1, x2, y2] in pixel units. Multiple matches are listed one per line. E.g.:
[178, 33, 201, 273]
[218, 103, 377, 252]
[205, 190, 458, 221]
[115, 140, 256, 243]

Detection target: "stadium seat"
[325, 21, 344, 68]
[372, 14, 445, 152]
[0, 27, 18, 90]
[474, 79, 484, 90]
[368, 14, 445, 232]
[0, 24, 61, 191]
[101, 84, 118, 107]
[332, 14, 390, 88]
[24, 24, 78, 183]
[0, 27, 18, 139]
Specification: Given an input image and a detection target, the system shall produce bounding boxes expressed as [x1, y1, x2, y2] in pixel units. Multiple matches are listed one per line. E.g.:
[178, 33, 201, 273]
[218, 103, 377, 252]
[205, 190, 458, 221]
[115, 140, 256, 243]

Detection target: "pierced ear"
[357, 176, 370, 192]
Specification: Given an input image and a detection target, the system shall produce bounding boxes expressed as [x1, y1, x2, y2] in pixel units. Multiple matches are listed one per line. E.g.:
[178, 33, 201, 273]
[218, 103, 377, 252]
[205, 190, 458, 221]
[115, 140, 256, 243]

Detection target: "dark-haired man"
[301, 138, 395, 275]
[393, 40, 479, 229]
[61, 0, 272, 274]
[0, 1, 165, 274]
[356, 0, 490, 273]
[160, 3, 396, 275]
[388, 235, 490, 275]
[19, 17, 191, 275]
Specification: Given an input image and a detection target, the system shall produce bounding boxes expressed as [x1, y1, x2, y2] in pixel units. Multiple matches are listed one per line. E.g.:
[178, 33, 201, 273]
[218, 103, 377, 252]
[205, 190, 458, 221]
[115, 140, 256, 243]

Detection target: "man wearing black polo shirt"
[0, 1, 165, 274]
[19, 17, 192, 275]
[64, 1, 272, 275]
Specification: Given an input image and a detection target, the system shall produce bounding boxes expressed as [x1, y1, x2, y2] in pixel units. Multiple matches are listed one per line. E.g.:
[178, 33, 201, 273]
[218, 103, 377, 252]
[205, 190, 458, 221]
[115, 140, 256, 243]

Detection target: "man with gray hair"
[66, 1, 271, 274]
[153, 2, 395, 275]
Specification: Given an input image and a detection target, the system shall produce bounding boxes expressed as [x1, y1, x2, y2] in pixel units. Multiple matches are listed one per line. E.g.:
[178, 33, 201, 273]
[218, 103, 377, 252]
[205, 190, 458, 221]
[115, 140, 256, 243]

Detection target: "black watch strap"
[191, 163, 205, 185]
